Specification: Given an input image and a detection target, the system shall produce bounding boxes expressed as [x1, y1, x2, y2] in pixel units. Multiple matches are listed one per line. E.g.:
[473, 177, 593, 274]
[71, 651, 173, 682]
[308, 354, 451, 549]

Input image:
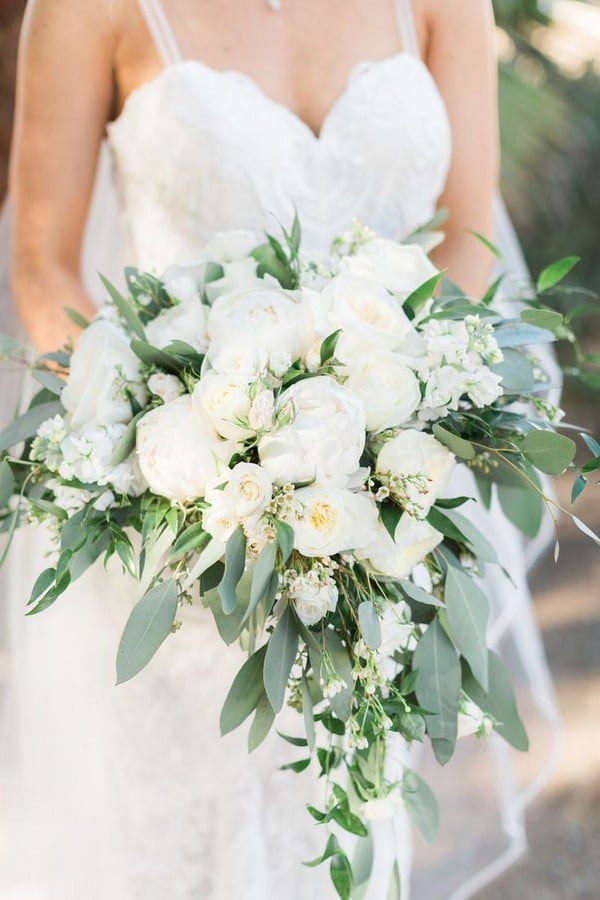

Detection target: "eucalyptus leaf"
[358, 601, 382, 650]
[493, 322, 555, 348]
[398, 579, 443, 607]
[414, 618, 460, 765]
[301, 675, 316, 752]
[444, 567, 489, 691]
[248, 691, 276, 752]
[497, 481, 543, 538]
[571, 475, 587, 504]
[491, 348, 535, 394]
[170, 521, 210, 560]
[324, 630, 353, 722]
[205, 585, 247, 645]
[116, 579, 178, 684]
[0, 460, 16, 509]
[242, 540, 277, 626]
[0, 400, 64, 453]
[218, 526, 246, 614]
[523, 430, 576, 475]
[100, 276, 145, 339]
[401, 769, 440, 842]
[31, 369, 65, 395]
[520, 308, 563, 335]
[403, 273, 443, 319]
[112, 410, 147, 466]
[274, 518, 294, 565]
[130, 339, 183, 375]
[440, 509, 498, 564]
[220, 643, 267, 735]
[263, 605, 299, 712]
[432, 424, 475, 460]
[461, 651, 528, 751]
[581, 433, 600, 458]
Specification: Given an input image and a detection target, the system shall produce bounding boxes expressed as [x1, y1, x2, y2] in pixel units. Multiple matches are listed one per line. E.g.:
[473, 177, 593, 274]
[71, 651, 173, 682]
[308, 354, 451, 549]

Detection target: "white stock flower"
[318, 274, 414, 358]
[357, 515, 443, 580]
[344, 353, 421, 433]
[463, 367, 503, 408]
[376, 429, 455, 516]
[145, 300, 208, 352]
[136, 395, 233, 502]
[292, 487, 378, 557]
[61, 320, 147, 429]
[288, 570, 339, 626]
[340, 238, 438, 298]
[420, 366, 469, 418]
[248, 390, 275, 431]
[147, 373, 185, 403]
[207, 287, 310, 360]
[258, 376, 366, 487]
[192, 372, 252, 441]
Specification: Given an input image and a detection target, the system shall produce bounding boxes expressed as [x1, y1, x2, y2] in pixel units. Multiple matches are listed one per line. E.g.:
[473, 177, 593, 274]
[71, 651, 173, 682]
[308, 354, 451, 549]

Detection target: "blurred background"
[0, 1, 598, 897]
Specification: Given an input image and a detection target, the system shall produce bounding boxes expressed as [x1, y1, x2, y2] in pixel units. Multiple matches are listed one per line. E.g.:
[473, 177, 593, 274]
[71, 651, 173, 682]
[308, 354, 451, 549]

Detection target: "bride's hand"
[8, 0, 115, 353]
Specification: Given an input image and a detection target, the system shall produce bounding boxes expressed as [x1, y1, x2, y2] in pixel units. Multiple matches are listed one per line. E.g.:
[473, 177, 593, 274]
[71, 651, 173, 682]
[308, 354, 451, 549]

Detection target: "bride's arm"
[9, 0, 116, 354]
[422, 0, 499, 297]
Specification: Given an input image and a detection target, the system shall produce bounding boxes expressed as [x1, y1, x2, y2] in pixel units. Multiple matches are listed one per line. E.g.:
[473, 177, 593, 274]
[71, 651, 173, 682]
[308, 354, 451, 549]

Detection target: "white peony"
[208, 344, 269, 381]
[340, 238, 439, 298]
[61, 319, 147, 429]
[161, 262, 205, 303]
[358, 515, 443, 580]
[288, 571, 339, 626]
[147, 373, 185, 403]
[258, 376, 367, 487]
[145, 300, 208, 352]
[204, 259, 264, 303]
[292, 487, 379, 557]
[207, 287, 311, 360]
[317, 274, 415, 359]
[344, 353, 421, 433]
[376, 429, 455, 516]
[136, 395, 233, 502]
[192, 372, 252, 441]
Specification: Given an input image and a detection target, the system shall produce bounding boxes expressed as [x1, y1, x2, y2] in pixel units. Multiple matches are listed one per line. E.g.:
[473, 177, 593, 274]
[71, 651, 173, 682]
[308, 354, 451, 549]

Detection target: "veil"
[0, 146, 562, 899]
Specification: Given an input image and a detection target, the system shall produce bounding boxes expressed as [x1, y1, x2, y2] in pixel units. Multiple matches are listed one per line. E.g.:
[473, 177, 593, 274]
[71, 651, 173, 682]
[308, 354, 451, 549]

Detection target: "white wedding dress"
[0, 1, 562, 898]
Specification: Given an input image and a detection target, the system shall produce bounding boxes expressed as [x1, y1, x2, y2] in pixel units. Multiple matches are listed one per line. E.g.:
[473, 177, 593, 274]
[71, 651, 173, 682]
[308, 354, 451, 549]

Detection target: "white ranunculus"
[344, 353, 421, 433]
[248, 390, 275, 431]
[288, 572, 339, 626]
[147, 373, 185, 404]
[208, 344, 269, 381]
[192, 371, 252, 441]
[202, 230, 260, 262]
[145, 300, 208, 352]
[161, 262, 205, 303]
[358, 515, 443, 580]
[225, 462, 273, 521]
[340, 238, 439, 298]
[258, 376, 367, 487]
[61, 320, 147, 429]
[376, 429, 455, 516]
[292, 487, 378, 557]
[378, 600, 414, 656]
[318, 274, 415, 359]
[207, 287, 311, 360]
[136, 395, 233, 502]
[204, 259, 264, 303]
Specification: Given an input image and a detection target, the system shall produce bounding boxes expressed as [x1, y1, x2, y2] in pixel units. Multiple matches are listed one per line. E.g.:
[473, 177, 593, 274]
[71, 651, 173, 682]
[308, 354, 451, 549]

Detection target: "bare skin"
[9, 0, 498, 353]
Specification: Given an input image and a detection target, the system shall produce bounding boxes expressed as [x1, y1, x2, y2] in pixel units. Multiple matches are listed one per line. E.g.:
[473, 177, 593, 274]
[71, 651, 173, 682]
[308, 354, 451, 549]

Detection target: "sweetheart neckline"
[108, 52, 440, 142]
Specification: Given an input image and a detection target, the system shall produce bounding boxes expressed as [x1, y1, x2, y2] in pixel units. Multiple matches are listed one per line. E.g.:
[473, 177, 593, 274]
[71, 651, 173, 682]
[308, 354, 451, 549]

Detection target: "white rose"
[340, 238, 438, 298]
[225, 462, 273, 520]
[147, 373, 185, 403]
[292, 487, 378, 557]
[61, 320, 147, 429]
[258, 376, 367, 487]
[378, 601, 414, 656]
[248, 390, 275, 431]
[136, 395, 233, 502]
[145, 300, 208, 352]
[288, 572, 339, 626]
[358, 515, 443, 580]
[376, 429, 455, 516]
[207, 287, 311, 360]
[269, 350, 292, 378]
[318, 274, 415, 359]
[202, 488, 238, 542]
[344, 353, 421, 433]
[208, 344, 269, 381]
[192, 371, 252, 441]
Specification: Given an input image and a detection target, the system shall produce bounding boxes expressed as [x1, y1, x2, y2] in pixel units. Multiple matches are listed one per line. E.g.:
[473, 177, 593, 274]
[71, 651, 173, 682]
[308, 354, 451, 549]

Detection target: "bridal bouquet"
[1, 218, 598, 898]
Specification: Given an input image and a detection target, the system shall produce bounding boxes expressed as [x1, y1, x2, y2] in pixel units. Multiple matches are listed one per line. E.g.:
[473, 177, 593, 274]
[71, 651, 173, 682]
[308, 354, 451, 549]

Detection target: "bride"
[1, 1, 560, 897]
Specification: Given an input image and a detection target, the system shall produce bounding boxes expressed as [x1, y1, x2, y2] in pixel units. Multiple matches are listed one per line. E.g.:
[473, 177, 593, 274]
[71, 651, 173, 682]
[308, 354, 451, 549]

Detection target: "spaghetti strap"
[395, 0, 420, 58]
[137, 0, 183, 66]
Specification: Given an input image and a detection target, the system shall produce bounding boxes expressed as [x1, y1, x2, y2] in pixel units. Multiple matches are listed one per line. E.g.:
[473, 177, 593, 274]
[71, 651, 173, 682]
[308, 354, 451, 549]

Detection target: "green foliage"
[116, 579, 178, 684]
[401, 770, 440, 843]
[263, 604, 299, 712]
[444, 567, 489, 691]
[414, 618, 461, 765]
[220, 644, 268, 735]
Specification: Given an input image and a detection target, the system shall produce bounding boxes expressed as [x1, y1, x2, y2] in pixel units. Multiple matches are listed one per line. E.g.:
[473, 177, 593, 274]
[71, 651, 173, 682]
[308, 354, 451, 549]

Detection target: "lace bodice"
[107, 6, 451, 269]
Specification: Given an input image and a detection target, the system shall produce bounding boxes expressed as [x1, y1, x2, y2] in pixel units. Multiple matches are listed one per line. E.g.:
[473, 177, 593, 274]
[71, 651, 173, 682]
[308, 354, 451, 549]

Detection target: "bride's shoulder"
[420, 0, 495, 39]
[23, 0, 117, 53]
